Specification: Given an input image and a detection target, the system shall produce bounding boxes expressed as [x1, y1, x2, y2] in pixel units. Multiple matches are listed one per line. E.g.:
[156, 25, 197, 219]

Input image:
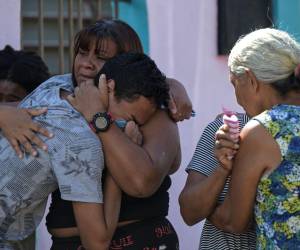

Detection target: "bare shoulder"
[237, 119, 281, 172]
[140, 109, 180, 164]
[141, 109, 178, 134]
[240, 119, 272, 142]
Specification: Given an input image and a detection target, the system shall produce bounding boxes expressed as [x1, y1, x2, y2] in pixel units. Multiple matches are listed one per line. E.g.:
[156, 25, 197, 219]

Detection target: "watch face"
[90, 112, 112, 132]
[95, 116, 108, 129]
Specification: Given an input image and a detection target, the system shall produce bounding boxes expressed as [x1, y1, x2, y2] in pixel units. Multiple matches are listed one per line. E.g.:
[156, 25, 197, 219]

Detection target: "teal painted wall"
[117, 0, 149, 54]
[273, 0, 300, 41]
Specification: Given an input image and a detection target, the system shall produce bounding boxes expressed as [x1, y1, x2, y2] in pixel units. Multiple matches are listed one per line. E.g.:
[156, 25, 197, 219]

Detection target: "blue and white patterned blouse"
[0, 74, 104, 244]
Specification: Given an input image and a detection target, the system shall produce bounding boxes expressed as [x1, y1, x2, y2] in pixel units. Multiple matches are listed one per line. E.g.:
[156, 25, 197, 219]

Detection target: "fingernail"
[234, 144, 239, 149]
[49, 133, 54, 138]
[42, 145, 48, 151]
[32, 151, 37, 157]
[18, 154, 23, 159]
[100, 74, 106, 79]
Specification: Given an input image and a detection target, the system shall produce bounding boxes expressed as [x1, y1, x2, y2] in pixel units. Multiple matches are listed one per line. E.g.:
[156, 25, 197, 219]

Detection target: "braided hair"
[0, 45, 50, 93]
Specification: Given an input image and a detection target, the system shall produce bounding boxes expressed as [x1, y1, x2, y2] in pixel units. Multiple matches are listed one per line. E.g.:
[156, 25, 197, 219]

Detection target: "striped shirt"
[187, 113, 256, 250]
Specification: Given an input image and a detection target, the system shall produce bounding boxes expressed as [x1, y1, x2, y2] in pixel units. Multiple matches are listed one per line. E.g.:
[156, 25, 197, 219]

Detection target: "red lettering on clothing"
[110, 235, 134, 249]
[155, 223, 173, 238]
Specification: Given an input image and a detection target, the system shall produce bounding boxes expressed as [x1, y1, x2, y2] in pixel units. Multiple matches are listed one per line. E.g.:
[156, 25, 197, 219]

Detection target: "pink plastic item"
[222, 108, 240, 143]
[222, 108, 240, 160]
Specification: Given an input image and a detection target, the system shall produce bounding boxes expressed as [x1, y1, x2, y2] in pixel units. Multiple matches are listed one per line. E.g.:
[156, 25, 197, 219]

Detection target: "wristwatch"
[89, 112, 112, 133]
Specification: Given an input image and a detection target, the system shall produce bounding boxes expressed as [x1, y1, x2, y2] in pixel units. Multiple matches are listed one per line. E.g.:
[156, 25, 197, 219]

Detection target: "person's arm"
[166, 78, 193, 121]
[73, 173, 121, 250]
[68, 77, 181, 197]
[208, 120, 281, 233]
[0, 104, 52, 157]
[179, 118, 232, 225]
[73, 118, 146, 249]
[101, 110, 181, 197]
[49, 111, 121, 249]
[179, 169, 230, 226]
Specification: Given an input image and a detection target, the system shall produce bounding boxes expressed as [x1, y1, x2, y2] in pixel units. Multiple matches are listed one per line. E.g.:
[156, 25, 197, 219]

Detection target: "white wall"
[147, 0, 243, 249]
[0, 0, 21, 49]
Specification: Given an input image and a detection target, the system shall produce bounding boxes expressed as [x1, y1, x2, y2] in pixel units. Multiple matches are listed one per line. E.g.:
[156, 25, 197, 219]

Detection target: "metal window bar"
[78, 0, 83, 30]
[68, 0, 74, 68]
[114, 0, 118, 18]
[58, 0, 64, 74]
[97, 0, 102, 19]
[38, 0, 44, 59]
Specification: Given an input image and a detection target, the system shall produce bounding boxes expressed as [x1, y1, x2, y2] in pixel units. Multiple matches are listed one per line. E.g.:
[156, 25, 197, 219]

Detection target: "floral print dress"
[253, 104, 300, 249]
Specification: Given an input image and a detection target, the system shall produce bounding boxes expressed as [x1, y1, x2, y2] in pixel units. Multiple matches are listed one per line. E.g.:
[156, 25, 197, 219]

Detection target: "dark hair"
[72, 18, 143, 85]
[74, 19, 143, 56]
[95, 52, 169, 108]
[0, 45, 50, 93]
[270, 71, 300, 97]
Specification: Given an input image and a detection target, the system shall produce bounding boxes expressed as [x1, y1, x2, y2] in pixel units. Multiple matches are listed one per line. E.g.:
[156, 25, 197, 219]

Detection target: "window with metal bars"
[21, 0, 122, 75]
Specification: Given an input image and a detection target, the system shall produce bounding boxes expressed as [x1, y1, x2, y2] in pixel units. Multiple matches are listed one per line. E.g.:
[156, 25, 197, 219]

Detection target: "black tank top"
[46, 176, 171, 228]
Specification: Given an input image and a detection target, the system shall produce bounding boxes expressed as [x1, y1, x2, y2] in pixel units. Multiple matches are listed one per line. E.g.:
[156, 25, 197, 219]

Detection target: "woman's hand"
[0, 106, 53, 158]
[124, 121, 143, 145]
[167, 78, 193, 122]
[67, 74, 109, 122]
[214, 124, 239, 172]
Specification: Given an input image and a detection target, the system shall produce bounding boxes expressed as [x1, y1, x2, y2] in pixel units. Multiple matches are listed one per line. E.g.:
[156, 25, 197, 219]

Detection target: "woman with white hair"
[211, 28, 300, 249]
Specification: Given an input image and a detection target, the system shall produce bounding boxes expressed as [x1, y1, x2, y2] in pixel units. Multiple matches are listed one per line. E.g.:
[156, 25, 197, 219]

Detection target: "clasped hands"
[214, 124, 240, 172]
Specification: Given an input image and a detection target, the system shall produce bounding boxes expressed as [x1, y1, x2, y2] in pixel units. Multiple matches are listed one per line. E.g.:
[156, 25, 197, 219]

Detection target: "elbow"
[126, 187, 154, 198]
[83, 239, 110, 250]
[81, 231, 112, 250]
[227, 223, 249, 234]
[208, 217, 248, 234]
[224, 224, 248, 234]
[123, 175, 158, 198]
[180, 210, 200, 226]
[220, 214, 250, 233]
[179, 193, 204, 226]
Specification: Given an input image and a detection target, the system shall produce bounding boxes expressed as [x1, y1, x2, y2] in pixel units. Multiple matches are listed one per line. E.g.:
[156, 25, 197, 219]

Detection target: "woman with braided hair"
[0, 45, 50, 102]
[0, 45, 52, 157]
